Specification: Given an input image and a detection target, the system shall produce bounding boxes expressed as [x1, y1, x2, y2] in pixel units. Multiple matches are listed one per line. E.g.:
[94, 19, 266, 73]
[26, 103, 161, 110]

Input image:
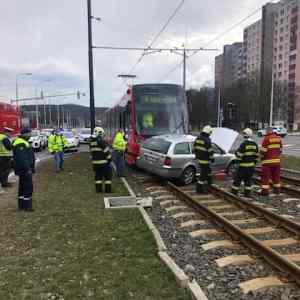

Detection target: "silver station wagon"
[136, 127, 241, 185]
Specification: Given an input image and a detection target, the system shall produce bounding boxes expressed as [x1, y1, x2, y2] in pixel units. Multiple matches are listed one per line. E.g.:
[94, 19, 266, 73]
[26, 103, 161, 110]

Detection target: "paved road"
[35, 144, 89, 161]
[254, 135, 300, 157]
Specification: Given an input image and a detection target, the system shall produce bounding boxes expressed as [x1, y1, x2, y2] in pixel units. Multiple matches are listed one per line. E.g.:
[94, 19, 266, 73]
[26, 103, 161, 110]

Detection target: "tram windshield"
[134, 84, 188, 137]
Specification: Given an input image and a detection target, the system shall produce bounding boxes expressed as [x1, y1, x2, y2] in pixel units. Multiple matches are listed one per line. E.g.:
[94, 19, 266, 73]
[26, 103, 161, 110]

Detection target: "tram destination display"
[140, 94, 177, 104]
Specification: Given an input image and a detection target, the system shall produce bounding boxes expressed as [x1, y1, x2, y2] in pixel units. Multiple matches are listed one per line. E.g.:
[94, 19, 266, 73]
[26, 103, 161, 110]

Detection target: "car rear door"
[139, 138, 170, 168]
[171, 142, 193, 170]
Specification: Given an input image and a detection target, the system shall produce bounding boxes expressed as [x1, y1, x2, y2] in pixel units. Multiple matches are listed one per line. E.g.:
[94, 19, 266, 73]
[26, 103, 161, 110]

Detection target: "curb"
[121, 176, 209, 300]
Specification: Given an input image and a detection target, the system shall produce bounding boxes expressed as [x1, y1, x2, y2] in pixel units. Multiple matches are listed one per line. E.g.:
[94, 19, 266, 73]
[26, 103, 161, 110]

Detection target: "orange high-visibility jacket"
[260, 133, 283, 165]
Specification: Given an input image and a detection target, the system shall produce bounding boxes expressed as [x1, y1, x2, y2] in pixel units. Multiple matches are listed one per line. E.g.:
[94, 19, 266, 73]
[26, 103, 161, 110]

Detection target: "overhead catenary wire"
[160, 3, 268, 82]
[128, 0, 186, 74]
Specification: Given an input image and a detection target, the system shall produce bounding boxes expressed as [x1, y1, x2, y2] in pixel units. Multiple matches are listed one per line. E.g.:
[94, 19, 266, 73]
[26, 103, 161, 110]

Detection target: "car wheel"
[227, 161, 238, 177]
[180, 166, 196, 185]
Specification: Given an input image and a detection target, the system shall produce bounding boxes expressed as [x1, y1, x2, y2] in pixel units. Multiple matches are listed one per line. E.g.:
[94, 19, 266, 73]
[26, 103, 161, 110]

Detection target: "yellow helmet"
[202, 125, 213, 135]
[243, 128, 253, 137]
[93, 127, 105, 137]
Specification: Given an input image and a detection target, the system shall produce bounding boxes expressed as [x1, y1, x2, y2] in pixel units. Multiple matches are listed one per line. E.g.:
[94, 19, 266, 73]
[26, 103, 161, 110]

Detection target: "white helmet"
[243, 128, 253, 137]
[93, 127, 105, 137]
[202, 125, 213, 135]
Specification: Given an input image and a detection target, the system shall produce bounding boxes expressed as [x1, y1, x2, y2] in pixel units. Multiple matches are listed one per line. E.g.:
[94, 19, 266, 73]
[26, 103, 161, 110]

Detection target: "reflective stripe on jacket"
[235, 139, 259, 168]
[12, 137, 35, 175]
[260, 133, 282, 165]
[48, 134, 68, 153]
[112, 132, 127, 151]
[90, 136, 112, 166]
[194, 133, 213, 165]
[0, 133, 12, 157]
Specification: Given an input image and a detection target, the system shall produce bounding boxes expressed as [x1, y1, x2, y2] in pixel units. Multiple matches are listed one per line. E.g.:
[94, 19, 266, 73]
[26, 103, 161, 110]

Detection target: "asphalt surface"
[34, 144, 89, 163]
[254, 135, 300, 157]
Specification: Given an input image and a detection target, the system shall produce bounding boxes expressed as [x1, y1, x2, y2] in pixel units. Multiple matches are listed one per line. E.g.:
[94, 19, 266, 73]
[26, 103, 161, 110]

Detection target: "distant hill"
[21, 104, 107, 128]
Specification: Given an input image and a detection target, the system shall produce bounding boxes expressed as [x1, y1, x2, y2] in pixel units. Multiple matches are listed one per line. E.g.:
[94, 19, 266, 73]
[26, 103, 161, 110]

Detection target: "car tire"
[180, 166, 196, 185]
[226, 161, 238, 178]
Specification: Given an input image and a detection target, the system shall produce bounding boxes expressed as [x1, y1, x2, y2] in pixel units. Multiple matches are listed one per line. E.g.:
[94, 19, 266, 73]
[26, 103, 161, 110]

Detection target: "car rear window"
[142, 138, 171, 154]
[174, 142, 190, 154]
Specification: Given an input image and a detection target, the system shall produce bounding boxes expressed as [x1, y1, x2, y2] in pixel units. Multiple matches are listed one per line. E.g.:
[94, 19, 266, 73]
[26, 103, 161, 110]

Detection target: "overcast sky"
[0, 0, 272, 107]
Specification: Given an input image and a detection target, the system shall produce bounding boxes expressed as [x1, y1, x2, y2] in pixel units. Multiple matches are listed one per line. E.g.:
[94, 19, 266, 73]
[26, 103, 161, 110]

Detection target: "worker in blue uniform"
[12, 128, 35, 211]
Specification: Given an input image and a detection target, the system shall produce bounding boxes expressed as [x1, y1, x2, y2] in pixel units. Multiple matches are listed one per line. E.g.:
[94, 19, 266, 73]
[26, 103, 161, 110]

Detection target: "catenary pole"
[87, 0, 95, 133]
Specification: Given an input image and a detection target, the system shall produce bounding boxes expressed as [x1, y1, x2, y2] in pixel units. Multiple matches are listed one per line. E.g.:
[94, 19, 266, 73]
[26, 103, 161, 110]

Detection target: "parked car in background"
[39, 133, 48, 149]
[257, 126, 287, 137]
[41, 128, 53, 137]
[29, 131, 44, 151]
[61, 131, 79, 152]
[78, 128, 91, 144]
[136, 127, 240, 185]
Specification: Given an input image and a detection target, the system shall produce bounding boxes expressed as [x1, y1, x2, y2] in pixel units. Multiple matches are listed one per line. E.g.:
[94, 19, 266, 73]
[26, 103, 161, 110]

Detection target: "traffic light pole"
[87, 0, 96, 133]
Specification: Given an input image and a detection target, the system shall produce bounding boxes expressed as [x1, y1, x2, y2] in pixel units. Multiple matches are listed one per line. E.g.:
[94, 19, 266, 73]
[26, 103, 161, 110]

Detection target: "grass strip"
[0, 153, 191, 300]
[282, 155, 300, 171]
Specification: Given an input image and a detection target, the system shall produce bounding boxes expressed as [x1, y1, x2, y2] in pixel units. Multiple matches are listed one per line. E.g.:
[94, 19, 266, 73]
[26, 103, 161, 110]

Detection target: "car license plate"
[144, 155, 157, 164]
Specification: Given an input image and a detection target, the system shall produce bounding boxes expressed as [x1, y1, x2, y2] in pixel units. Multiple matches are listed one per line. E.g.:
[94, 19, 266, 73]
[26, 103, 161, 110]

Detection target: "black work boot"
[196, 183, 204, 194]
[18, 197, 24, 210]
[95, 185, 102, 193]
[231, 188, 238, 195]
[244, 191, 251, 198]
[25, 198, 34, 212]
[105, 185, 112, 193]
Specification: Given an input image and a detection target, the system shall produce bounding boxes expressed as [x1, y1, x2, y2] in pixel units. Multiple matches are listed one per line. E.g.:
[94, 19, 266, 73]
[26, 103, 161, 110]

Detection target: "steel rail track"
[167, 181, 300, 286]
[256, 168, 300, 186]
[253, 174, 300, 197]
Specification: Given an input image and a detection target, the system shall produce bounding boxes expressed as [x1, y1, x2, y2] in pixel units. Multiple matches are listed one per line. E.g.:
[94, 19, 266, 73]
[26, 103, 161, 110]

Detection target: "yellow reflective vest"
[112, 132, 127, 151]
[48, 134, 68, 153]
[0, 133, 12, 157]
[143, 113, 154, 128]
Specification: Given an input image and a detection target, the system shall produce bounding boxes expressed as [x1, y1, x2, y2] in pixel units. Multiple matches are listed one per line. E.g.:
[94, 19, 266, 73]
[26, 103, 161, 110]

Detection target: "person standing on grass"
[90, 127, 113, 193]
[112, 129, 127, 177]
[12, 128, 35, 212]
[48, 129, 68, 172]
[0, 127, 14, 189]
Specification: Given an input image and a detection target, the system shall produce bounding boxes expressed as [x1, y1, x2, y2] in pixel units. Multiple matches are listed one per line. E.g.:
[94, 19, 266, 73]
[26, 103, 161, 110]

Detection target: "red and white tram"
[104, 83, 189, 165]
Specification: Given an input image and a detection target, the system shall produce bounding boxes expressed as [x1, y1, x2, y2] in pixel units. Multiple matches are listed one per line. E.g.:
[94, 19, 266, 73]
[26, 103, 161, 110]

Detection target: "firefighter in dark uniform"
[194, 125, 214, 193]
[231, 128, 259, 197]
[90, 127, 113, 193]
[12, 128, 35, 211]
[0, 127, 13, 188]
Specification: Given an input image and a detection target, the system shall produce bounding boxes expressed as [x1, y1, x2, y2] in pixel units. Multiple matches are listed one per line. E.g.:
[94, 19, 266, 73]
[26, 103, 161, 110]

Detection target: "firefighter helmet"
[243, 128, 253, 137]
[94, 127, 105, 137]
[202, 125, 213, 135]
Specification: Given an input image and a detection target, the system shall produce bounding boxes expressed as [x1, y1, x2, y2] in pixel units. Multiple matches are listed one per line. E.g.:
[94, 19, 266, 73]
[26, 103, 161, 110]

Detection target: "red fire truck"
[0, 102, 21, 135]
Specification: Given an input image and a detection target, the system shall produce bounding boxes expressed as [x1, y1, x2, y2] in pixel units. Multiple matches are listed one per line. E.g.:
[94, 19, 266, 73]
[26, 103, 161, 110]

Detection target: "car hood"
[210, 127, 240, 154]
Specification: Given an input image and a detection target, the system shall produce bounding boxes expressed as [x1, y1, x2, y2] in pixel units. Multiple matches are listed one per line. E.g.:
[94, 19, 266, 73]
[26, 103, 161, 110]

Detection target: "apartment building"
[214, 54, 224, 92]
[223, 42, 244, 88]
[244, 20, 262, 77]
[273, 0, 300, 128]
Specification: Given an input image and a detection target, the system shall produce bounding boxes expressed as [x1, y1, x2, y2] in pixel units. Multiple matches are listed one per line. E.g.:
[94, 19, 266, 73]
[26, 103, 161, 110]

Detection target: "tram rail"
[166, 182, 300, 287]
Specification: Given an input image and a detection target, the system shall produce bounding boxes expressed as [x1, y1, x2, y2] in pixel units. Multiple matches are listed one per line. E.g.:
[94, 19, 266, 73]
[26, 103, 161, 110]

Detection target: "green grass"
[282, 155, 300, 171]
[0, 153, 191, 300]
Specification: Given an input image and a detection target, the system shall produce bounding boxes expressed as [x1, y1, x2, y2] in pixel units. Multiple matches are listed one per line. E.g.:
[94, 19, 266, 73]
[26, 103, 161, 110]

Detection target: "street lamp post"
[16, 73, 32, 106]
